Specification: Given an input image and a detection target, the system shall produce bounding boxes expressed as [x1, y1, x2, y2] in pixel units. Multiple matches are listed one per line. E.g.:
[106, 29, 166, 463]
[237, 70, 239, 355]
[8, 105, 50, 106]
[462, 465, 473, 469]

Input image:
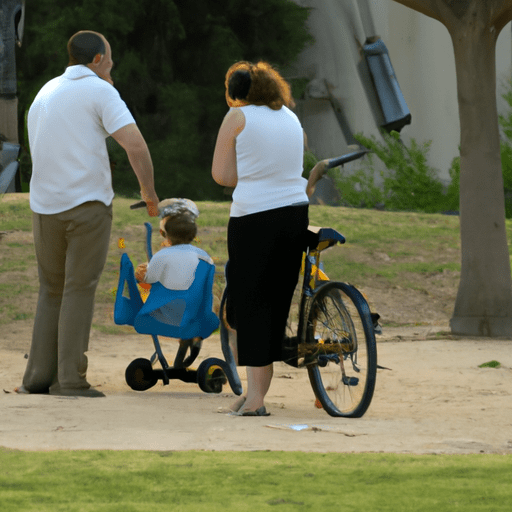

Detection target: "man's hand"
[140, 189, 159, 217]
[101, 74, 114, 86]
[143, 197, 159, 217]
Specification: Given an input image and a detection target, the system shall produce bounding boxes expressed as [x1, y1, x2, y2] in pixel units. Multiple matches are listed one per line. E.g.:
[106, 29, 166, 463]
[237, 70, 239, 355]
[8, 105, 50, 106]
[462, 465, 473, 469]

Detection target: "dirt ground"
[1, 194, 512, 454]
[2, 317, 512, 454]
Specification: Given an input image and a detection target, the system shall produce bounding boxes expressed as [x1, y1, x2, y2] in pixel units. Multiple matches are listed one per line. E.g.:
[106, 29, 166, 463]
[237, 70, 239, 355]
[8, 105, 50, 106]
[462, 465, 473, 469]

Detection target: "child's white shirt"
[144, 245, 214, 290]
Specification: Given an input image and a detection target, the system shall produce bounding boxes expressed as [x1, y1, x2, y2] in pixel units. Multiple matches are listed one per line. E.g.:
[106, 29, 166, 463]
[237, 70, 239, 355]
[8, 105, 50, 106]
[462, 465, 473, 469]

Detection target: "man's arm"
[111, 123, 159, 216]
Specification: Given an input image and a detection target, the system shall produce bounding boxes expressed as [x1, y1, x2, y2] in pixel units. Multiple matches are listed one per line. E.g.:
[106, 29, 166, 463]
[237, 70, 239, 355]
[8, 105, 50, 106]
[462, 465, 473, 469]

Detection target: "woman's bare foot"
[217, 395, 246, 414]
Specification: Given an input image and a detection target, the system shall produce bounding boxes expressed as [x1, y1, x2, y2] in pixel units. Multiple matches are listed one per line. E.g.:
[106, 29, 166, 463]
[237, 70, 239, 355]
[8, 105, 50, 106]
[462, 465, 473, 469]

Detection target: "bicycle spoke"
[306, 282, 377, 417]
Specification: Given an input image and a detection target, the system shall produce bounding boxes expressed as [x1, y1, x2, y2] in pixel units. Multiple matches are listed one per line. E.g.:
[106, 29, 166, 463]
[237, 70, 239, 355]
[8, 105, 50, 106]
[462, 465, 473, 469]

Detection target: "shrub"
[302, 150, 319, 179]
[329, 77, 512, 216]
[444, 153, 460, 213]
[330, 156, 384, 209]
[501, 142, 512, 218]
[331, 130, 447, 212]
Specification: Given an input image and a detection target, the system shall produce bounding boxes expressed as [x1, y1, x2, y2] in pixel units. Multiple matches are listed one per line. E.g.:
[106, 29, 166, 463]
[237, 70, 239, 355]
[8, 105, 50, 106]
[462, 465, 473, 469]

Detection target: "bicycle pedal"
[371, 313, 382, 335]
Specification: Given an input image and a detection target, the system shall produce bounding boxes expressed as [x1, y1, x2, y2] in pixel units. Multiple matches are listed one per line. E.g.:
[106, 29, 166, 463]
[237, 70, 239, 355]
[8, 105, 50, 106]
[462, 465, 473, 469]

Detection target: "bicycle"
[219, 148, 378, 418]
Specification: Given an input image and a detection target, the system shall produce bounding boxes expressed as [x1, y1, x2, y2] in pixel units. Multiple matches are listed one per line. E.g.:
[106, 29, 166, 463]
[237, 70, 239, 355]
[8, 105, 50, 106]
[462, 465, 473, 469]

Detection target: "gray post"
[0, 0, 24, 193]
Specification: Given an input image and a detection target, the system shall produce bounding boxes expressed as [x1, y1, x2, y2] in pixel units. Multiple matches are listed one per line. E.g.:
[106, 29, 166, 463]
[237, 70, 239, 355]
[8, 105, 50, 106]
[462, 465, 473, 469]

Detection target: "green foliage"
[328, 75, 512, 217]
[17, 0, 314, 200]
[326, 75, 512, 217]
[332, 131, 446, 212]
[289, 76, 311, 101]
[500, 141, 512, 218]
[444, 153, 460, 212]
[331, 162, 384, 209]
[494, 78, 512, 217]
[478, 360, 501, 368]
[302, 150, 319, 179]
[499, 80, 512, 141]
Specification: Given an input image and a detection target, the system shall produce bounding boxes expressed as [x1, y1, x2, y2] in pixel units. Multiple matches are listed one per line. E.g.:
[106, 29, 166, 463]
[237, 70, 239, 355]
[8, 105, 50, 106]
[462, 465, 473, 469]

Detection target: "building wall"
[290, 0, 512, 182]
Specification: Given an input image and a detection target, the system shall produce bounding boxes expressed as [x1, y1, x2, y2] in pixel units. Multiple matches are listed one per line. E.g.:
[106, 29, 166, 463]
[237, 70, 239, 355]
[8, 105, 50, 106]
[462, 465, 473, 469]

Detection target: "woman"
[212, 61, 309, 416]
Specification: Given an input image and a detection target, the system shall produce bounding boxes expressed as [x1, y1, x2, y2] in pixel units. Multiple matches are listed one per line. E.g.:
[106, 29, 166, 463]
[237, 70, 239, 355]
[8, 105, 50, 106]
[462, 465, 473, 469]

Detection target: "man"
[17, 31, 159, 397]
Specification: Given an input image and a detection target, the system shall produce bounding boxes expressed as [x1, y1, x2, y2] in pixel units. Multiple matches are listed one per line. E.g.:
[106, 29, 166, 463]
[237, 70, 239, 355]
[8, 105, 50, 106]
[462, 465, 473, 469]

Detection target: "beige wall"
[290, 0, 512, 182]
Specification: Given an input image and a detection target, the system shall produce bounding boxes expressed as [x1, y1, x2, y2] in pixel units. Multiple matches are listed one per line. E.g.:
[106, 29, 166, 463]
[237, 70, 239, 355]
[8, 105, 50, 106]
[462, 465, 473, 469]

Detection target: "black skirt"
[226, 204, 309, 366]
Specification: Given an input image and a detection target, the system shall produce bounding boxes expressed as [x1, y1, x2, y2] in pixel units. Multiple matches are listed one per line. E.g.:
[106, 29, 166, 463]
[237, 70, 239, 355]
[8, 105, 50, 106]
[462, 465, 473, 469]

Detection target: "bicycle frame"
[296, 228, 346, 345]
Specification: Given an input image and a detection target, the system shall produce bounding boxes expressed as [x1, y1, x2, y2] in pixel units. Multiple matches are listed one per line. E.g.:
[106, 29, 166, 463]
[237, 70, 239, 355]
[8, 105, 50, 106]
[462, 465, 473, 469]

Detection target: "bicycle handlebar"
[130, 200, 147, 209]
[325, 149, 369, 170]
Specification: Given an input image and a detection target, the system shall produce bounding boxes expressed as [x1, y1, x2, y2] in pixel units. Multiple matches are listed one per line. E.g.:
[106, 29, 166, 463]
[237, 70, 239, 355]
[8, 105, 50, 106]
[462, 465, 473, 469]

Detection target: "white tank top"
[230, 105, 308, 217]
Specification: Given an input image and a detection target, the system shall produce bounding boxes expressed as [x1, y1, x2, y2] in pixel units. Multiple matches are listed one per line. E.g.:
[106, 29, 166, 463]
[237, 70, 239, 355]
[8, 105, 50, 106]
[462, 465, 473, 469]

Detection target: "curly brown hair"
[225, 61, 295, 111]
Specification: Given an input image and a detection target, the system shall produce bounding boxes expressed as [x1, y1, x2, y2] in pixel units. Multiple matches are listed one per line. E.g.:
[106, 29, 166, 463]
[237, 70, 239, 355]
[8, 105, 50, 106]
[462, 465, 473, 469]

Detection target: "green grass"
[2, 197, 512, 507]
[308, 207, 462, 288]
[0, 195, 504, 329]
[478, 360, 502, 368]
[0, 201, 33, 231]
[1, 449, 511, 511]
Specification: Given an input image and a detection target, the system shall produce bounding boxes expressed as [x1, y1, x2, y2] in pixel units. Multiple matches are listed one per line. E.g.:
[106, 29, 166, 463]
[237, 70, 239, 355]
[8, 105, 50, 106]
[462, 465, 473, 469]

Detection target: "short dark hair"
[163, 213, 197, 245]
[67, 31, 105, 66]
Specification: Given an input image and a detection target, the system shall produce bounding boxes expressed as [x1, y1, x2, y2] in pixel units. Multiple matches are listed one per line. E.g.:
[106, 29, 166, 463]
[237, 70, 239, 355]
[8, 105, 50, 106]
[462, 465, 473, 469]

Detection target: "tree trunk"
[392, 0, 512, 336]
[449, 20, 512, 336]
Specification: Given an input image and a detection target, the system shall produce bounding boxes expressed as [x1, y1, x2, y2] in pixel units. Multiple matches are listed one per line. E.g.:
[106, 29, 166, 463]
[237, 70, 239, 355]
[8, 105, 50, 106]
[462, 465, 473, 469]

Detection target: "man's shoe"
[14, 385, 50, 394]
[51, 387, 105, 397]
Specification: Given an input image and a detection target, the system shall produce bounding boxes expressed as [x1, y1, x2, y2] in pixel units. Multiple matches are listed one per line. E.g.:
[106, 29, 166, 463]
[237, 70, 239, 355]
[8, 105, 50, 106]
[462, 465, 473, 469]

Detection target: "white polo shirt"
[28, 65, 135, 214]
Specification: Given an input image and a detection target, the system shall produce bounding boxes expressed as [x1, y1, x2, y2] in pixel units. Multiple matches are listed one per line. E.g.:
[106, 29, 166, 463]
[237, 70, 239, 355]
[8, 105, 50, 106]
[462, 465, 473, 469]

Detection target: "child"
[134, 199, 218, 361]
[135, 198, 203, 288]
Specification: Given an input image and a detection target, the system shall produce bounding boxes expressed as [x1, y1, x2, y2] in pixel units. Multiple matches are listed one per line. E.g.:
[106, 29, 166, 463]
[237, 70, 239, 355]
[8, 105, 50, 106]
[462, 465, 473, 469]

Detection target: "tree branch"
[391, 0, 443, 23]
[492, 4, 512, 36]
[394, 0, 512, 37]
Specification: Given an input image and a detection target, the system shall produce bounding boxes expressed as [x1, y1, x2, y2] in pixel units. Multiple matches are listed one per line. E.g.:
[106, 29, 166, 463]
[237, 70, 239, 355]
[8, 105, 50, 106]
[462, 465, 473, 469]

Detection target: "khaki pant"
[22, 201, 112, 393]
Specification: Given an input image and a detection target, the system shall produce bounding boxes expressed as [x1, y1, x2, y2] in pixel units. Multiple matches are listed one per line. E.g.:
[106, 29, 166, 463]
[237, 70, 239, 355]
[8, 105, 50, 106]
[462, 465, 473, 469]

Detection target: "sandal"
[230, 405, 270, 417]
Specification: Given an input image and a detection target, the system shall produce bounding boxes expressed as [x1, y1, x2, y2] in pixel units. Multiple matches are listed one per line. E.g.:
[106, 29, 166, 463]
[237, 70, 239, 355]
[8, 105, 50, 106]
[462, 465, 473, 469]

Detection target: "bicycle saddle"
[306, 227, 345, 252]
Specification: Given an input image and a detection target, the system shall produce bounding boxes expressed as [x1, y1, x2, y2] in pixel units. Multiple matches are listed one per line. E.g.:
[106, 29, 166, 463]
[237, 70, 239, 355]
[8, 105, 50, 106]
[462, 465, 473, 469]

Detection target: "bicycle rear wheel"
[305, 282, 377, 417]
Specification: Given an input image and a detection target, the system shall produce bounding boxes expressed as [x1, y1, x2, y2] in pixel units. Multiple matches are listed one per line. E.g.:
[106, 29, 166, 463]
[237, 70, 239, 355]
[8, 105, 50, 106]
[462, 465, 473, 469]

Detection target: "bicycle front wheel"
[305, 282, 377, 417]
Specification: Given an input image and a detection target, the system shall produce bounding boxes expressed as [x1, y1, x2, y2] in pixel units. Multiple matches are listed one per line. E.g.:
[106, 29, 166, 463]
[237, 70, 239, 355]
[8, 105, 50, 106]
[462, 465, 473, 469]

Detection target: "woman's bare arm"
[306, 159, 329, 198]
[212, 108, 245, 188]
